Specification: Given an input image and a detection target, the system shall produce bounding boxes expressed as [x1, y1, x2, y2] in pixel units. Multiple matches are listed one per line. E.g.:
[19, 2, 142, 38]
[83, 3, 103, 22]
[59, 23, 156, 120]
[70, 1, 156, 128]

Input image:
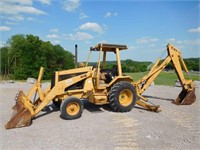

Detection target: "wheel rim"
[66, 102, 80, 116]
[119, 89, 133, 107]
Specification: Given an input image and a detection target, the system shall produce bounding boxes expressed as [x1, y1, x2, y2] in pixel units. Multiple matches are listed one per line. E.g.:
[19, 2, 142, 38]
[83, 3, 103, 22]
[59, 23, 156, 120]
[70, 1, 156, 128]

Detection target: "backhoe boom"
[134, 44, 196, 110]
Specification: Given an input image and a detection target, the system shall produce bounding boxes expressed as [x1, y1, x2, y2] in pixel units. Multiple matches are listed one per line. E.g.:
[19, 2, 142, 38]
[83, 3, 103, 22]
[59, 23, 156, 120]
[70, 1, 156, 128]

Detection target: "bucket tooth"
[5, 91, 32, 129]
[173, 89, 196, 105]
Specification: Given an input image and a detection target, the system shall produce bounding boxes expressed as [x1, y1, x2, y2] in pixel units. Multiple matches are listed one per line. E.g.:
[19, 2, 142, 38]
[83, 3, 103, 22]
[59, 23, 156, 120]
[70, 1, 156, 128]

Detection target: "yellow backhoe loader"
[5, 43, 196, 129]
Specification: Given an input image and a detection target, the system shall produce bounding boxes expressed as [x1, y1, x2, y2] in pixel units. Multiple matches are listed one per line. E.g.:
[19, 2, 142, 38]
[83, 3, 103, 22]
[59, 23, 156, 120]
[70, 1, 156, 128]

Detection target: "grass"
[126, 71, 200, 86]
[1, 71, 199, 86]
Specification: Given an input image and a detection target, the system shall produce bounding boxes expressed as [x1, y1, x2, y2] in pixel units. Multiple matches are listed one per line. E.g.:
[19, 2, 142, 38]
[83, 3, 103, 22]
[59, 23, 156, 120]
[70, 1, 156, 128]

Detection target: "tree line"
[0, 34, 75, 79]
[0, 34, 199, 80]
[98, 60, 152, 73]
[122, 58, 200, 72]
[165, 58, 199, 71]
[90, 58, 199, 73]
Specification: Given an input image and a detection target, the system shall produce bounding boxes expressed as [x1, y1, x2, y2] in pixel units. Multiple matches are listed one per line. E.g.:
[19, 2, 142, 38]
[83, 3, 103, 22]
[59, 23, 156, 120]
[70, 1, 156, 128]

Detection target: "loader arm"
[134, 44, 196, 111]
[5, 67, 92, 129]
[34, 71, 92, 116]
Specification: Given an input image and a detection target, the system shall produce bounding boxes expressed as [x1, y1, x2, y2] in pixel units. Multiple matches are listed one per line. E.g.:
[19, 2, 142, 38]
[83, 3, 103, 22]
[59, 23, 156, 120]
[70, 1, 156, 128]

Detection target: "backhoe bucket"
[173, 89, 196, 105]
[5, 91, 32, 129]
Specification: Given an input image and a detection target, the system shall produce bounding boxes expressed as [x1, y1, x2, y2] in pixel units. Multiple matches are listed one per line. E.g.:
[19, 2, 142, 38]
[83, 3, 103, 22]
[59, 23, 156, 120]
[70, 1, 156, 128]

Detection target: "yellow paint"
[66, 102, 80, 116]
[119, 89, 133, 107]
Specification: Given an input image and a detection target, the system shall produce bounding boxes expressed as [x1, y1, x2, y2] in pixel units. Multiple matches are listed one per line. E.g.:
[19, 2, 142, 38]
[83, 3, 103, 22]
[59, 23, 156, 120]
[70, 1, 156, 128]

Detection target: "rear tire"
[60, 97, 83, 120]
[109, 81, 137, 112]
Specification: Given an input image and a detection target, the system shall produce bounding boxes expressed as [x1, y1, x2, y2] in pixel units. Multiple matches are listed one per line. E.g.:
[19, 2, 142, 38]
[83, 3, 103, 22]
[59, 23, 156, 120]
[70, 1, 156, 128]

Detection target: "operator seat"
[111, 65, 118, 76]
[104, 65, 118, 83]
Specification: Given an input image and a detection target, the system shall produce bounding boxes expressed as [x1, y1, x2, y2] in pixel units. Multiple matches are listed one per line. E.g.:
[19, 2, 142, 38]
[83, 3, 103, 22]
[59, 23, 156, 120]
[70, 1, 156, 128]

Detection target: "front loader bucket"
[5, 91, 32, 129]
[173, 89, 196, 105]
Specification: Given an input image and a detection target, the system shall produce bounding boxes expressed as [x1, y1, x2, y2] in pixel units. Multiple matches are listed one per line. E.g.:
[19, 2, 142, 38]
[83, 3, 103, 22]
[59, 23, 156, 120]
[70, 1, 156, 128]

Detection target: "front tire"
[109, 81, 137, 112]
[60, 97, 83, 120]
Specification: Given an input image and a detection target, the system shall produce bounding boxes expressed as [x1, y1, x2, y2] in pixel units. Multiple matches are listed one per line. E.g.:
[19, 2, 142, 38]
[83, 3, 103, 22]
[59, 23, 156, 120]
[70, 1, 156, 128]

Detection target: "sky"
[0, 0, 199, 62]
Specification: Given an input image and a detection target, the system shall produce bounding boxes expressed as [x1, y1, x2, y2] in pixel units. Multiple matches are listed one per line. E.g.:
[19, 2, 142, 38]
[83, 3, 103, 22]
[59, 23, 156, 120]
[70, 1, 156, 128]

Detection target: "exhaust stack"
[75, 44, 78, 68]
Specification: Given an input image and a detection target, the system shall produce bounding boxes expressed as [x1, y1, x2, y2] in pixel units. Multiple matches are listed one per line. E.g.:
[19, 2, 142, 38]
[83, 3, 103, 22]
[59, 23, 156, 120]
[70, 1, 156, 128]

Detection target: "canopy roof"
[90, 43, 128, 52]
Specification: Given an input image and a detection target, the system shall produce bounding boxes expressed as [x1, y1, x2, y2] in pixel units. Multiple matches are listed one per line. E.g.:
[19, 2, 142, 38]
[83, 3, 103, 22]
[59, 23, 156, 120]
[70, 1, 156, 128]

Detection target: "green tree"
[0, 47, 9, 75]
[1, 34, 75, 79]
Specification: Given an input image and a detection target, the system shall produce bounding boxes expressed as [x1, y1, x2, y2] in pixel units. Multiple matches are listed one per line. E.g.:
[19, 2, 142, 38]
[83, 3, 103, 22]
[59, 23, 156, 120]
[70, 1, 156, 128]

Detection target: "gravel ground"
[0, 81, 199, 150]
